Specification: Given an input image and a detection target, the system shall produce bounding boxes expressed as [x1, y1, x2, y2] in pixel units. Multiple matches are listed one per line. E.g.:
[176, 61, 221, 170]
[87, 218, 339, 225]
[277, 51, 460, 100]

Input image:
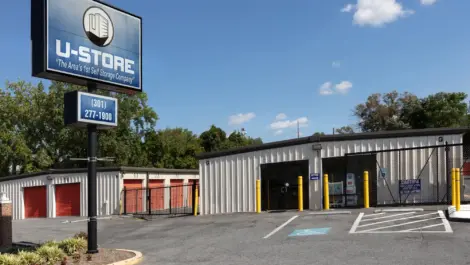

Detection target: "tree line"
[1, 81, 468, 177]
[0, 81, 262, 177]
[317, 91, 470, 135]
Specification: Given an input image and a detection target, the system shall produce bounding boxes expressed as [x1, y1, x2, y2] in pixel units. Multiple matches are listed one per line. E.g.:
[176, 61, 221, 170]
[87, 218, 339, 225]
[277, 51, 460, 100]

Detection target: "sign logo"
[83, 7, 114, 47]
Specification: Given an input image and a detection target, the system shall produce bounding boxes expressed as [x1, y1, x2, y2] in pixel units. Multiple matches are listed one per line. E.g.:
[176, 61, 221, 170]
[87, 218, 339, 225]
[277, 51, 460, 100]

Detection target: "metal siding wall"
[199, 133, 464, 215]
[1, 170, 201, 220]
[320, 134, 463, 205]
[0, 172, 121, 220]
[199, 144, 313, 215]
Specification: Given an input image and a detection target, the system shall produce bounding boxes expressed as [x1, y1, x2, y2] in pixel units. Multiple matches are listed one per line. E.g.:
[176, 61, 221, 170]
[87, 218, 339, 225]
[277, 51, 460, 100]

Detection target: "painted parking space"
[349, 210, 453, 234]
[288, 228, 331, 237]
[263, 212, 357, 239]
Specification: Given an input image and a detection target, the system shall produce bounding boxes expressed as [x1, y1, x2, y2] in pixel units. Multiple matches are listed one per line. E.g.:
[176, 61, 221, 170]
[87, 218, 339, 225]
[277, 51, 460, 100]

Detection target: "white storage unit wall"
[0, 167, 199, 220]
[198, 128, 468, 216]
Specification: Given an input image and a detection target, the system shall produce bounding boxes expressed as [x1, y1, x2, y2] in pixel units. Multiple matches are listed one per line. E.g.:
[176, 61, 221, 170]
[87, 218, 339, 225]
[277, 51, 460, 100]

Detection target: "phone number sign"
[64, 91, 118, 128]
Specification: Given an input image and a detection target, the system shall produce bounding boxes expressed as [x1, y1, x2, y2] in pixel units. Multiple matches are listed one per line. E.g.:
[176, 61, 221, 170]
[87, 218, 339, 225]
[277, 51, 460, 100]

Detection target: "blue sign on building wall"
[32, 0, 142, 93]
[310, 173, 320, 180]
[399, 179, 421, 194]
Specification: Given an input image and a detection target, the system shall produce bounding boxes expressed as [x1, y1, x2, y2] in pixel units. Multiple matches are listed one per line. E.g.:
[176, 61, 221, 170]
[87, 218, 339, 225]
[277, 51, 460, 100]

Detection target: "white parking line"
[360, 212, 415, 222]
[263, 215, 298, 239]
[349, 210, 452, 234]
[358, 217, 442, 233]
[439, 210, 453, 233]
[349, 213, 364, 234]
[357, 212, 438, 228]
[401, 223, 444, 232]
[360, 212, 385, 218]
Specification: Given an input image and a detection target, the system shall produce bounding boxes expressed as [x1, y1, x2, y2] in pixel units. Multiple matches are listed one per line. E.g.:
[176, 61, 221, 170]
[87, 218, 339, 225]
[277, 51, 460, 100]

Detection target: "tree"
[199, 125, 227, 152]
[350, 91, 469, 132]
[313, 132, 325, 136]
[224, 131, 263, 149]
[353, 91, 414, 132]
[0, 80, 158, 177]
[401, 92, 468, 129]
[335, 126, 355, 134]
[146, 128, 202, 169]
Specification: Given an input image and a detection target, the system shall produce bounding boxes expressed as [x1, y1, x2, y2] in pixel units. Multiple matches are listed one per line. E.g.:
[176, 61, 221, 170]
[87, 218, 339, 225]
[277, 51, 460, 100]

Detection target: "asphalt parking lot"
[12, 208, 470, 265]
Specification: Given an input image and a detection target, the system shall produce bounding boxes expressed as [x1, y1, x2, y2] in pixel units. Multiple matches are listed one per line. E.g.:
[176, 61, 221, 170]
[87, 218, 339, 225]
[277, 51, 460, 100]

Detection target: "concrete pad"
[447, 205, 470, 222]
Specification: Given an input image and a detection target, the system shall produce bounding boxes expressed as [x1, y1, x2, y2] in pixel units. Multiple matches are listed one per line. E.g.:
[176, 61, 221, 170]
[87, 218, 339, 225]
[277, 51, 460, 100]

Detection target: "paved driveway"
[13, 209, 470, 265]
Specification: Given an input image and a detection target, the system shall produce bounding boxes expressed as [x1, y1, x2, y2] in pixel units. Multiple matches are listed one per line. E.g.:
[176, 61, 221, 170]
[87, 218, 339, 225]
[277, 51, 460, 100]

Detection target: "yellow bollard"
[324, 174, 329, 210]
[364, 171, 369, 209]
[193, 186, 199, 216]
[298, 176, 303, 212]
[452, 168, 456, 207]
[456, 168, 461, 211]
[256, 179, 261, 213]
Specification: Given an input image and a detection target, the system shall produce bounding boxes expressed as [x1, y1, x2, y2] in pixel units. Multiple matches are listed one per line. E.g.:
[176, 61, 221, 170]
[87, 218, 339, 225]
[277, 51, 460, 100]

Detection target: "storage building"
[197, 128, 470, 215]
[0, 167, 199, 220]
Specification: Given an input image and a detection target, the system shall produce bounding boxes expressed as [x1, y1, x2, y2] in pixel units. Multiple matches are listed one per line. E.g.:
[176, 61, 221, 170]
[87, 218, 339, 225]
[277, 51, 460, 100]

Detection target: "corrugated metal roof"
[197, 127, 470, 160]
[0, 166, 199, 182]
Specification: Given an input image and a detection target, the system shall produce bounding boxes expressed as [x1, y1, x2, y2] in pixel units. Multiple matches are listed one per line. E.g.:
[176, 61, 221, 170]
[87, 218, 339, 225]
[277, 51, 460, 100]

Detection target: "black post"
[123, 187, 127, 215]
[169, 186, 172, 215]
[436, 147, 439, 203]
[87, 84, 99, 254]
[445, 141, 451, 204]
[192, 182, 196, 214]
[147, 172, 151, 215]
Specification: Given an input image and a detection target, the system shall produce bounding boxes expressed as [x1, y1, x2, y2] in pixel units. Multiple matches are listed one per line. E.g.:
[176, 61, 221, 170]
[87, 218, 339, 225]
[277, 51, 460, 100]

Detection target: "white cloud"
[319, 81, 353, 95]
[335, 81, 353, 94]
[341, 4, 355, 13]
[274, 130, 283, 136]
[228, 112, 256, 126]
[275, 113, 287, 120]
[319, 82, 334, 95]
[420, 0, 437, 5]
[270, 117, 309, 130]
[332, 61, 341, 68]
[341, 0, 414, 27]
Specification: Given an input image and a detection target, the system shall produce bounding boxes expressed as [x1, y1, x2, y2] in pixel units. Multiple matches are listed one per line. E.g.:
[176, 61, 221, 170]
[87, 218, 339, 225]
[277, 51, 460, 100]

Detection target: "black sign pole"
[87, 84, 99, 254]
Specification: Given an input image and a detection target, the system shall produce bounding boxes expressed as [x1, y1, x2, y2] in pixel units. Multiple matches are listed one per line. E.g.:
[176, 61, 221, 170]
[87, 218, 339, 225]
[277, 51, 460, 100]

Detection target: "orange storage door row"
[56, 183, 81, 217]
[170, 179, 184, 209]
[24, 186, 47, 218]
[149, 179, 164, 212]
[124, 179, 143, 214]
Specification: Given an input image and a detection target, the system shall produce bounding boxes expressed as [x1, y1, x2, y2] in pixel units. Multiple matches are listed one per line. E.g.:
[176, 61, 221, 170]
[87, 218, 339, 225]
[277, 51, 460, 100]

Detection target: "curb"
[107, 249, 143, 265]
[374, 208, 423, 213]
[308, 210, 351, 215]
[445, 209, 470, 223]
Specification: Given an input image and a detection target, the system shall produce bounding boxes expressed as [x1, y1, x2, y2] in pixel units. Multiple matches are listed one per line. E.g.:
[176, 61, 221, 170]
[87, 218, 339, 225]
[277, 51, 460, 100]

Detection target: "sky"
[2, 0, 470, 143]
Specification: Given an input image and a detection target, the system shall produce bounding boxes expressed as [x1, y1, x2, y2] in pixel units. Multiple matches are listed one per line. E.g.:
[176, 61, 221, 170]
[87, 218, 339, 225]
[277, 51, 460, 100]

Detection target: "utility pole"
[297, 120, 300, 138]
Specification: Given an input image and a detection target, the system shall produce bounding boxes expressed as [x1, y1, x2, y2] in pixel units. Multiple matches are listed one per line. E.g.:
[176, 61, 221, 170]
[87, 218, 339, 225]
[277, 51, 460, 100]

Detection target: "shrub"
[41, 241, 59, 248]
[17, 251, 44, 265]
[58, 238, 87, 256]
[73, 232, 87, 240]
[0, 253, 23, 265]
[35, 245, 65, 265]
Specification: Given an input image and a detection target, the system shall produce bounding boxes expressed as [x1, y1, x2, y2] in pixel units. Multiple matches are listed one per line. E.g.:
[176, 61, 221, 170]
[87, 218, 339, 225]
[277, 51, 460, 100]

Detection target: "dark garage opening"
[322, 155, 377, 208]
[260, 160, 309, 211]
